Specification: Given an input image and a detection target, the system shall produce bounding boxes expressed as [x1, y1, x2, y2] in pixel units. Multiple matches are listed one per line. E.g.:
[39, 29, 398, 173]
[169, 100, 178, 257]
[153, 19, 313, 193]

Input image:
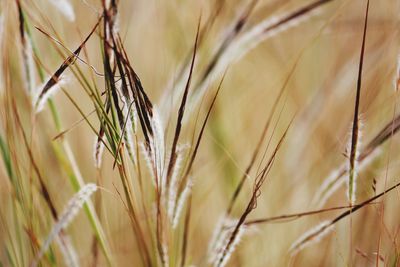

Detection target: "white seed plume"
[47, 0, 75, 22]
[33, 75, 68, 113]
[140, 108, 166, 189]
[314, 148, 381, 208]
[214, 222, 245, 267]
[347, 118, 363, 205]
[140, 142, 156, 185]
[33, 183, 98, 267]
[162, 244, 170, 267]
[124, 118, 137, 163]
[150, 108, 166, 187]
[55, 234, 79, 267]
[122, 101, 138, 165]
[21, 36, 36, 93]
[313, 164, 346, 206]
[208, 217, 241, 266]
[172, 178, 193, 228]
[289, 221, 334, 256]
[218, 227, 245, 267]
[112, 13, 120, 36]
[167, 144, 188, 222]
[208, 217, 227, 261]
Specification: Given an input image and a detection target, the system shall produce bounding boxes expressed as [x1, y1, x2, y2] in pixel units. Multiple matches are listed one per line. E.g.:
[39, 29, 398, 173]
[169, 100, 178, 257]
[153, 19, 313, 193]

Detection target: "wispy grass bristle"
[289, 221, 334, 256]
[346, 117, 363, 205]
[33, 74, 68, 112]
[17, 0, 36, 93]
[167, 144, 187, 222]
[32, 183, 98, 267]
[188, 0, 334, 112]
[207, 217, 238, 264]
[172, 177, 192, 228]
[292, 180, 400, 256]
[47, 0, 75, 22]
[55, 234, 79, 267]
[150, 108, 166, 189]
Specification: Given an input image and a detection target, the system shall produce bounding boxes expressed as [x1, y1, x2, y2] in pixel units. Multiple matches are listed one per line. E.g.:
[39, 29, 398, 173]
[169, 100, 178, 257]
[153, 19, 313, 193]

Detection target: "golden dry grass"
[0, 0, 400, 266]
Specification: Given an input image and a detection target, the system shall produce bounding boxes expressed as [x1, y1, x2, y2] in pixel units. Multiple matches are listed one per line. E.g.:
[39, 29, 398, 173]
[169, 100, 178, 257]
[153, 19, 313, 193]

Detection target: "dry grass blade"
[12, 99, 81, 266]
[290, 179, 400, 255]
[216, 120, 292, 267]
[226, 55, 297, 216]
[347, 0, 369, 205]
[177, 73, 226, 198]
[12, 99, 58, 220]
[197, 0, 258, 88]
[246, 203, 377, 225]
[33, 17, 101, 111]
[165, 18, 201, 189]
[262, 0, 334, 33]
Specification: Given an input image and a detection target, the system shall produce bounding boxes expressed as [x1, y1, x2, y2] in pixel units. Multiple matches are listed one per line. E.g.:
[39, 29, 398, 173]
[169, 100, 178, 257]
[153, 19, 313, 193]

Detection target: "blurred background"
[1, 0, 400, 266]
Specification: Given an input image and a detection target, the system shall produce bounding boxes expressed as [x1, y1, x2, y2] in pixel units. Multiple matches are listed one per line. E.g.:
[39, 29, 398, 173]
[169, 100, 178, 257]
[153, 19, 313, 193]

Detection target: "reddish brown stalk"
[165, 18, 201, 189]
[116, 151, 152, 267]
[116, 36, 155, 147]
[246, 203, 378, 225]
[102, 29, 125, 135]
[101, 2, 154, 265]
[12, 98, 79, 265]
[292, 180, 400, 253]
[226, 55, 298, 216]
[362, 114, 400, 160]
[112, 35, 167, 266]
[262, 0, 334, 34]
[107, 3, 168, 265]
[217, 120, 292, 266]
[336, 180, 399, 228]
[177, 73, 226, 197]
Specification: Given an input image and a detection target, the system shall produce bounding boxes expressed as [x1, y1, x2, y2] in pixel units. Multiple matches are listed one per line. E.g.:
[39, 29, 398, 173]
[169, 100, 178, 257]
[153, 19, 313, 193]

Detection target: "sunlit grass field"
[0, 0, 400, 266]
